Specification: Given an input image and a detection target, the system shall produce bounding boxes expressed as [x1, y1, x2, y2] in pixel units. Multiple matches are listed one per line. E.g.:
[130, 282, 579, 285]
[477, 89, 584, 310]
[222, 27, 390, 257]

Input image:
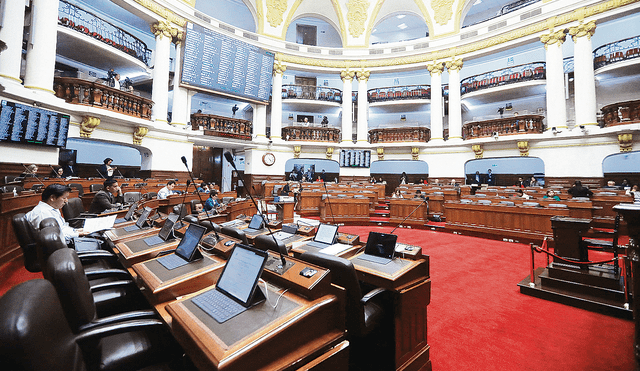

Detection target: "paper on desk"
[319, 243, 352, 255]
[83, 214, 117, 234]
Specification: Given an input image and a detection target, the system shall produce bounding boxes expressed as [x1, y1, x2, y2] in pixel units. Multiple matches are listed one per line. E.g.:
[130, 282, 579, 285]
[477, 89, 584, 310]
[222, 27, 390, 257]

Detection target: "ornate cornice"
[568, 20, 597, 42]
[445, 58, 463, 72]
[80, 116, 100, 138]
[151, 21, 181, 41]
[472, 144, 483, 159]
[273, 59, 287, 74]
[427, 61, 445, 76]
[432, 0, 455, 26]
[540, 28, 567, 49]
[133, 126, 149, 145]
[346, 0, 370, 38]
[266, 0, 288, 28]
[132, 0, 186, 27]
[341, 68, 355, 82]
[356, 68, 370, 81]
[518, 141, 530, 156]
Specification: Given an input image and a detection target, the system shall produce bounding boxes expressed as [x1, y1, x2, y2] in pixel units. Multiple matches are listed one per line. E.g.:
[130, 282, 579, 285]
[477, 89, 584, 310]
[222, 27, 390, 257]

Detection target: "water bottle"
[13, 188, 18, 197]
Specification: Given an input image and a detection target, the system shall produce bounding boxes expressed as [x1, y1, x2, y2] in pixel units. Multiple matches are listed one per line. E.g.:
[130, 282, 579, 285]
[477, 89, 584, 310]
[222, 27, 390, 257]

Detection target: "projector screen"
[181, 22, 274, 104]
[0, 100, 69, 148]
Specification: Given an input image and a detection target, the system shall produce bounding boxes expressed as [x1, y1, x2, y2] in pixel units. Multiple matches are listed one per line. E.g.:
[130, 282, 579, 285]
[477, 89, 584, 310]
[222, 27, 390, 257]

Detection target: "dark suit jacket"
[89, 190, 124, 214]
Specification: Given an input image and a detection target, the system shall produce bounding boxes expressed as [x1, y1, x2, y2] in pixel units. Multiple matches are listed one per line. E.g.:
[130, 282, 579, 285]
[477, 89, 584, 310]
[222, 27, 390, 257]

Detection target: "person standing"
[88, 179, 124, 214]
[567, 181, 594, 198]
[98, 158, 117, 179]
[25, 184, 84, 243]
[486, 169, 495, 186]
[157, 180, 177, 199]
[400, 172, 408, 185]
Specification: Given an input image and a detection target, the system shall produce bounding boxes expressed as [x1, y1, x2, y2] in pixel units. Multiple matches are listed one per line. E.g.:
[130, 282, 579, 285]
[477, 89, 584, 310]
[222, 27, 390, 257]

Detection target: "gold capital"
[133, 126, 149, 145]
[445, 58, 463, 72]
[540, 29, 567, 49]
[427, 61, 445, 76]
[341, 69, 355, 82]
[80, 116, 100, 138]
[568, 20, 596, 42]
[273, 60, 287, 75]
[356, 69, 370, 82]
[151, 21, 180, 41]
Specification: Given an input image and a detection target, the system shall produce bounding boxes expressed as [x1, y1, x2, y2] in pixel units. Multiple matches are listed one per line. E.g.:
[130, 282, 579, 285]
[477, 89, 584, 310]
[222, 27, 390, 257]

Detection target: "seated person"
[414, 190, 426, 200]
[192, 202, 204, 214]
[603, 180, 620, 190]
[50, 166, 64, 179]
[88, 179, 124, 214]
[204, 190, 224, 213]
[61, 161, 77, 178]
[626, 185, 640, 204]
[515, 189, 532, 200]
[197, 182, 210, 193]
[528, 176, 538, 187]
[281, 182, 291, 195]
[20, 164, 38, 178]
[25, 184, 85, 243]
[543, 190, 561, 201]
[157, 180, 177, 199]
[391, 190, 404, 198]
[567, 181, 593, 198]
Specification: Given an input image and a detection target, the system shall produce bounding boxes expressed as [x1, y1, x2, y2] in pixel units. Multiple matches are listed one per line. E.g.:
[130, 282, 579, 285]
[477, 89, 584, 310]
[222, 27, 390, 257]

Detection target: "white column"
[253, 103, 267, 142]
[341, 69, 355, 143]
[570, 21, 598, 127]
[0, 0, 26, 84]
[270, 62, 286, 141]
[171, 40, 190, 126]
[540, 29, 567, 129]
[356, 70, 370, 144]
[150, 22, 173, 124]
[428, 62, 444, 141]
[23, 0, 59, 93]
[446, 59, 463, 141]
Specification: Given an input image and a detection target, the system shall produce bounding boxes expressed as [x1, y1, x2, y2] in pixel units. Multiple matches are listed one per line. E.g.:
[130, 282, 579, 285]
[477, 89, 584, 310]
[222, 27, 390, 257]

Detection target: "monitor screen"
[158, 214, 179, 240]
[314, 224, 338, 244]
[248, 214, 264, 230]
[364, 231, 398, 259]
[175, 223, 207, 261]
[135, 207, 153, 228]
[216, 244, 267, 306]
[123, 202, 138, 220]
[0, 100, 69, 147]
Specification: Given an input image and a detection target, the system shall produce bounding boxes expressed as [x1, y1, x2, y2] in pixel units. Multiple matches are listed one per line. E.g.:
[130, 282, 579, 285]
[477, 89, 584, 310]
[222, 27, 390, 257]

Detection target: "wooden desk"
[349, 253, 431, 370]
[115, 236, 181, 267]
[273, 201, 294, 224]
[320, 197, 370, 224]
[389, 199, 430, 226]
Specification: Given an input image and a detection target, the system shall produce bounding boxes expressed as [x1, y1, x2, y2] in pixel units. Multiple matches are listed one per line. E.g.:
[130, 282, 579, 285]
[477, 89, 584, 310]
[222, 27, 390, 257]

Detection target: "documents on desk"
[318, 242, 352, 255]
[82, 214, 116, 234]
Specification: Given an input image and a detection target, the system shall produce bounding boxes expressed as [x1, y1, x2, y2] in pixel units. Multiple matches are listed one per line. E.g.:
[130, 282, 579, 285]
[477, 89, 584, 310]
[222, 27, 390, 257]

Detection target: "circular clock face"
[262, 152, 276, 166]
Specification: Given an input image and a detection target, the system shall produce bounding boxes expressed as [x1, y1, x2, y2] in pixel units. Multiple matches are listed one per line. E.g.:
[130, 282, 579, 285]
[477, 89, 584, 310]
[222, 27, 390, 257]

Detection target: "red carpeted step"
[369, 216, 390, 223]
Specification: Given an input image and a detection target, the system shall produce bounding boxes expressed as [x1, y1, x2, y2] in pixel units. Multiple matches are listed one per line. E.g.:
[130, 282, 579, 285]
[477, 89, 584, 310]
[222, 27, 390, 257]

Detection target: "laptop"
[271, 224, 298, 242]
[156, 223, 208, 270]
[123, 207, 153, 232]
[143, 214, 178, 246]
[114, 201, 138, 224]
[243, 214, 266, 234]
[304, 223, 339, 249]
[192, 243, 268, 323]
[357, 231, 398, 265]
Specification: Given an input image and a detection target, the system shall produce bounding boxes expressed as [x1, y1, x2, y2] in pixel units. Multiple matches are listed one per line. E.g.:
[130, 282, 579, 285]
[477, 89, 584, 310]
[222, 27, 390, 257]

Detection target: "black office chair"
[254, 234, 288, 256]
[68, 182, 84, 196]
[298, 251, 394, 370]
[221, 226, 249, 244]
[190, 199, 202, 214]
[0, 279, 180, 371]
[90, 183, 104, 192]
[11, 213, 40, 272]
[62, 197, 98, 228]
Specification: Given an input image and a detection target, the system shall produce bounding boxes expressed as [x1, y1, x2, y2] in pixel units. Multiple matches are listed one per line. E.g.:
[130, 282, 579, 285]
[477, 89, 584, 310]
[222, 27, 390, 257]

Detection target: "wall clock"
[262, 152, 276, 166]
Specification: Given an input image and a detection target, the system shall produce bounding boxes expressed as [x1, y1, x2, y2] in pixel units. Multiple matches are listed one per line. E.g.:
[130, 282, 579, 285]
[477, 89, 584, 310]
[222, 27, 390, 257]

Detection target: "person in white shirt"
[157, 180, 177, 199]
[25, 184, 83, 243]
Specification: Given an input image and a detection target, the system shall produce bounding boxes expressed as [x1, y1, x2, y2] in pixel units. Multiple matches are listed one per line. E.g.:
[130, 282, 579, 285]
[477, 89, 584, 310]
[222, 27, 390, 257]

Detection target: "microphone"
[49, 165, 62, 179]
[180, 156, 219, 242]
[322, 182, 336, 225]
[390, 197, 429, 235]
[97, 169, 106, 179]
[21, 163, 44, 187]
[224, 151, 289, 272]
[175, 179, 191, 229]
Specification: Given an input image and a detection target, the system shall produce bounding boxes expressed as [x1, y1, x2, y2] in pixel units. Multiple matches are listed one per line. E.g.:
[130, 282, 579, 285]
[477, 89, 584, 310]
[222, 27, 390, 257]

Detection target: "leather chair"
[11, 213, 40, 272]
[62, 197, 98, 228]
[298, 251, 394, 369]
[190, 199, 202, 214]
[0, 279, 179, 371]
[144, 191, 158, 199]
[68, 182, 84, 196]
[90, 183, 104, 192]
[254, 233, 288, 256]
[123, 191, 141, 204]
[221, 226, 248, 244]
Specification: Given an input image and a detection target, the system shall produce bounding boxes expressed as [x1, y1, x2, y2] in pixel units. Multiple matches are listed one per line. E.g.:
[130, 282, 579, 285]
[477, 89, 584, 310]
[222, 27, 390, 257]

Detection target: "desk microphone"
[322, 182, 336, 225]
[21, 163, 45, 188]
[96, 169, 106, 179]
[390, 197, 429, 235]
[49, 165, 62, 179]
[224, 151, 289, 273]
[181, 156, 220, 243]
[174, 178, 191, 230]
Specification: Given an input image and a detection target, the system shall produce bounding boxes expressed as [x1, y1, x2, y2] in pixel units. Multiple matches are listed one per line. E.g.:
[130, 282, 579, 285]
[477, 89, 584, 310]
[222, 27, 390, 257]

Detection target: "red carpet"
[0, 258, 43, 297]
[340, 225, 635, 371]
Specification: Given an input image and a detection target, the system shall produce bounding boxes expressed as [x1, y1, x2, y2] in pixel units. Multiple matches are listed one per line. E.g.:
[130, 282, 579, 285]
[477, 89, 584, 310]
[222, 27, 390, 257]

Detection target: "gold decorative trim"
[411, 147, 420, 160]
[132, 0, 186, 27]
[257, 0, 265, 34]
[472, 144, 483, 159]
[0, 74, 23, 83]
[133, 126, 149, 145]
[517, 141, 530, 156]
[151, 21, 181, 41]
[23, 86, 55, 94]
[326, 147, 334, 159]
[341, 68, 355, 81]
[427, 61, 445, 75]
[445, 57, 463, 71]
[346, 0, 370, 38]
[266, 0, 288, 28]
[618, 133, 634, 152]
[376, 147, 384, 161]
[180, 0, 196, 7]
[412, 0, 436, 41]
[80, 116, 100, 138]
[293, 145, 301, 158]
[273, 59, 287, 74]
[356, 68, 370, 81]
[568, 20, 597, 42]
[432, 0, 455, 26]
[540, 28, 567, 49]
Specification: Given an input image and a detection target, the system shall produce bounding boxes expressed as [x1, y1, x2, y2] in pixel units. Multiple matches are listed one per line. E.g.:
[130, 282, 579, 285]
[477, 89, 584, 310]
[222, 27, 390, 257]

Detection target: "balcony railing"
[54, 77, 153, 119]
[460, 62, 546, 95]
[282, 126, 341, 142]
[593, 35, 640, 70]
[191, 113, 253, 140]
[58, 0, 152, 66]
[601, 100, 640, 126]
[368, 84, 431, 103]
[462, 115, 544, 140]
[369, 127, 431, 143]
[281, 85, 343, 103]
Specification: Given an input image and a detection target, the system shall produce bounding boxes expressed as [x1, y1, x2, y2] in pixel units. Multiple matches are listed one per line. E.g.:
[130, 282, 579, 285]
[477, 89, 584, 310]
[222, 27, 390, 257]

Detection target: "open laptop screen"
[135, 207, 153, 228]
[175, 223, 207, 261]
[364, 231, 397, 259]
[314, 224, 339, 244]
[247, 214, 264, 230]
[216, 244, 268, 307]
[122, 201, 138, 220]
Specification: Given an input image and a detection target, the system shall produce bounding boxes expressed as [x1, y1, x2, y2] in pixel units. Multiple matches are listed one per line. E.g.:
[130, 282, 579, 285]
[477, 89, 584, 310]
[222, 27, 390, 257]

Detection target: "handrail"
[462, 114, 544, 139]
[367, 84, 431, 103]
[593, 35, 640, 70]
[282, 84, 343, 103]
[369, 127, 431, 143]
[282, 126, 341, 143]
[58, 0, 152, 66]
[460, 62, 545, 95]
[600, 99, 640, 126]
[191, 113, 253, 140]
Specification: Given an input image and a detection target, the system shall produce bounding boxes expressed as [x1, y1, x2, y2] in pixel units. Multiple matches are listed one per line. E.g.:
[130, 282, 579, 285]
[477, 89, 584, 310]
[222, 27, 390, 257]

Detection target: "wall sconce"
[492, 131, 499, 140]
[401, 115, 406, 121]
[505, 103, 513, 111]
[551, 127, 562, 135]
[580, 125, 588, 134]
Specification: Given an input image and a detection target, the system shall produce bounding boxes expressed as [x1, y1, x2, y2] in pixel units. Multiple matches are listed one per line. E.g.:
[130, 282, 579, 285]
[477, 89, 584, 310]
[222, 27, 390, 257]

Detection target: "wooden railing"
[460, 62, 545, 95]
[369, 127, 430, 143]
[191, 113, 253, 140]
[282, 126, 341, 142]
[367, 84, 431, 103]
[282, 84, 343, 102]
[601, 100, 640, 126]
[54, 77, 153, 119]
[462, 114, 544, 139]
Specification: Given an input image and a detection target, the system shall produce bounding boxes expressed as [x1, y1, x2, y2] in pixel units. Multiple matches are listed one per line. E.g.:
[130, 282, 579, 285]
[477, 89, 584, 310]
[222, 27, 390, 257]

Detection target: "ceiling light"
[397, 15, 406, 19]
[397, 23, 408, 30]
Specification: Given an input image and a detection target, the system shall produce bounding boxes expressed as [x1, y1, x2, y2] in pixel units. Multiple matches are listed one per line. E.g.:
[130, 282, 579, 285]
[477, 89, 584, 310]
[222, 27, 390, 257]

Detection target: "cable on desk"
[259, 279, 289, 308]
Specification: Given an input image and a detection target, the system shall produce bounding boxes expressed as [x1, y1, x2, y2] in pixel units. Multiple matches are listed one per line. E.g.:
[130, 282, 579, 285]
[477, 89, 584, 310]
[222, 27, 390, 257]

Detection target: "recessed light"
[397, 23, 408, 30]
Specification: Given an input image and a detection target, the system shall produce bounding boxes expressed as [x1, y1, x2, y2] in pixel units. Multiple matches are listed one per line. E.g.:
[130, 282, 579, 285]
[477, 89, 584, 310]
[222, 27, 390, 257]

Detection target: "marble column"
[445, 58, 464, 141]
[0, 0, 26, 84]
[150, 21, 175, 124]
[23, 0, 59, 93]
[569, 21, 598, 127]
[270, 61, 286, 141]
[253, 103, 267, 141]
[427, 61, 445, 141]
[356, 69, 370, 144]
[341, 69, 355, 143]
[540, 29, 568, 130]
[171, 35, 190, 127]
